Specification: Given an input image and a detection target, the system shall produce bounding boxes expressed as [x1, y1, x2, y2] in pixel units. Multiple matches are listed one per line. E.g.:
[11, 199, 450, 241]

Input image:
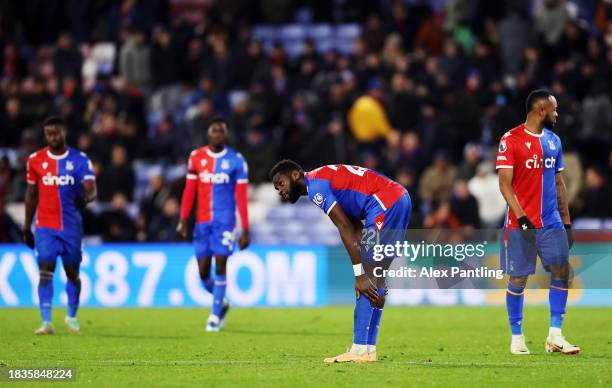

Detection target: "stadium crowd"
[1, 0, 611, 242]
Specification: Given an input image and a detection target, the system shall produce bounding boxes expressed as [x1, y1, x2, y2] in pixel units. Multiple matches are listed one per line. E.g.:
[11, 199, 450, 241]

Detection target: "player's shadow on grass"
[225, 328, 343, 337]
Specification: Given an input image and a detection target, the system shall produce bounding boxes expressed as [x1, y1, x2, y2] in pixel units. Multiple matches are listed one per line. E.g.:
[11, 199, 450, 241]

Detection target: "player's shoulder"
[69, 147, 90, 161]
[543, 129, 562, 143]
[188, 146, 207, 159]
[28, 147, 48, 160]
[224, 146, 244, 159]
[500, 125, 525, 142]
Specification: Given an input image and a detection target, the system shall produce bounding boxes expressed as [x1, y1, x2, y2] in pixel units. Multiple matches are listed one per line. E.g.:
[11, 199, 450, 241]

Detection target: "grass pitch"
[1, 307, 611, 387]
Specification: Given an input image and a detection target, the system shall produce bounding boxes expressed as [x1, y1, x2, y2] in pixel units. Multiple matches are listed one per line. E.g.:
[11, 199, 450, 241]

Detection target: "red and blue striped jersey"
[305, 165, 406, 225]
[26, 147, 95, 231]
[496, 124, 565, 229]
[186, 146, 248, 224]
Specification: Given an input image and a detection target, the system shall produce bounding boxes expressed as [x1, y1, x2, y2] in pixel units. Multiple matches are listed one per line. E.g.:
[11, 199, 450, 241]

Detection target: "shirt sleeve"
[26, 155, 37, 185]
[495, 136, 514, 169]
[555, 138, 564, 172]
[235, 153, 249, 184]
[308, 178, 337, 215]
[186, 152, 198, 180]
[80, 156, 96, 182]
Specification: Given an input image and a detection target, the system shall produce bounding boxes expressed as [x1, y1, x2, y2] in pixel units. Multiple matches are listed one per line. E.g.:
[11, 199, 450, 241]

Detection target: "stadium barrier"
[1, 243, 611, 307]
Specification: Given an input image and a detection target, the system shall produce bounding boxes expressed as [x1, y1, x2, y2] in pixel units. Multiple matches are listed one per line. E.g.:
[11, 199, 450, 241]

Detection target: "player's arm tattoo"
[555, 172, 571, 224]
[498, 168, 526, 219]
[24, 184, 38, 230]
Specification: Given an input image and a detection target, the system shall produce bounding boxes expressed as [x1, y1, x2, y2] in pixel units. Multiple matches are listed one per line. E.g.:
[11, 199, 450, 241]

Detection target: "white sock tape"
[353, 263, 365, 276]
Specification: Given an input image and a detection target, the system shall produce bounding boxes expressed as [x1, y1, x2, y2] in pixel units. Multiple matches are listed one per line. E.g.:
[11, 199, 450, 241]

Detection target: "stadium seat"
[252, 25, 277, 42]
[280, 24, 307, 42]
[335, 24, 361, 41]
[307, 24, 333, 40]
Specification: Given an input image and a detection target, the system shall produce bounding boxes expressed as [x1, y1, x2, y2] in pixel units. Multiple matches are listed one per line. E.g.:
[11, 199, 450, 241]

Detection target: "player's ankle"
[350, 344, 368, 355]
[548, 327, 562, 337]
[367, 345, 376, 353]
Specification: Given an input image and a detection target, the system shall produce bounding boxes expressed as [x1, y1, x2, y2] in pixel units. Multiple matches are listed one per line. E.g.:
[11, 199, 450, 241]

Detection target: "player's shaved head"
[269, 159, 303, 180]
[525, 89, 552, 113]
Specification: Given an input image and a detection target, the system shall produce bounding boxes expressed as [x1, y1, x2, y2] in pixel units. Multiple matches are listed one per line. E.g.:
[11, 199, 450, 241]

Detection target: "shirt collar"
[206, 147, 227, 158]
[46, 148, 69, 160]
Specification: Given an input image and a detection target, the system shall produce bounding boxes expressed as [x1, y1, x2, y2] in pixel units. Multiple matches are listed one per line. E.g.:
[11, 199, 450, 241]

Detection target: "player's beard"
[287, 179, 301, 203]
[543, 117, 555, 130]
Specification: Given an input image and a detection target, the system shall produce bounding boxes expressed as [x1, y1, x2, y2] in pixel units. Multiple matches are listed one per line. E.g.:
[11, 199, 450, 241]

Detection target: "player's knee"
[215, 265, 227, 276]
[549, 264, 569, 281]
[509, 276, 528, 289]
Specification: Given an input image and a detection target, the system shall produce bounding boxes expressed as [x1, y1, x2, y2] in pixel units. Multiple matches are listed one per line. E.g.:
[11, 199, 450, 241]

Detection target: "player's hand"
[239, 230, 250, 250]
[176, 220, 189, 238]
[564, 224, 573, 249]
[517, 216, 536, 244]
[355, 274, 378, 302]
[23, 229, 35, 249]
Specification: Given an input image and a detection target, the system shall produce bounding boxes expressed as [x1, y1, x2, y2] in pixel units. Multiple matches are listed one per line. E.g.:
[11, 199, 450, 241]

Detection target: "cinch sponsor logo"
[200, 171, 230, 183]
[42, 174, 75, 186]
[525, 155, 555, 169]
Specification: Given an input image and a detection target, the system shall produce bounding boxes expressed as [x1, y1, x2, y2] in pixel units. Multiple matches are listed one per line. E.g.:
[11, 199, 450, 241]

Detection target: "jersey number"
[326, 165, 367, 176]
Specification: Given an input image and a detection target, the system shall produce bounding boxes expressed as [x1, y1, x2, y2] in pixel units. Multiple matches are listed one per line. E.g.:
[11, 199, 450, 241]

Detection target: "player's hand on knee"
[355, 275, 378, 302]
[375, 293, 386, 308]
[517, 216, 536, 243]
[23, 229, 35, 249]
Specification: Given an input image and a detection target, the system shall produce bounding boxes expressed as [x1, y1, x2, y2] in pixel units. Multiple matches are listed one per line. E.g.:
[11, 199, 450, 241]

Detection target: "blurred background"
[0, 0, 611, 247]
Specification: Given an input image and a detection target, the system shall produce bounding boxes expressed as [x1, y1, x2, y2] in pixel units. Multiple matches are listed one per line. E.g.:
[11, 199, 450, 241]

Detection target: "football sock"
[212, 275, 227, 318]
[549, 278, 568, 332]
[38, 270, 54, 323]
[506, 283, 525, 335]
[366, 288, 385, 348]
[201, 277, 214, 294]
[353, 294, 374, 346]
[66, 277, 81, 318]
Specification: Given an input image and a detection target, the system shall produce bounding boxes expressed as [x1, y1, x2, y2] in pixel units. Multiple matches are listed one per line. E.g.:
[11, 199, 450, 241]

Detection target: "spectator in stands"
[97, 192, 137, 242]
[1, 97, 26, 148]
[424, 200, 461, 229]
[497, 5, 532, 75]
[146, 197, 181, 242]
[151, 26, 181, 88]
[580, 166, 612, 218]
[98, 144, 135, 201]
[119, 28, 151, 94]
[348, 78, 396, 152]
[449, 179, 481, 228]
[418, 152, 457, 213]
[53, 33, 82, 85]
[0, 156, 20, 242]
[535, 0, 568, 48]
[457, 142, 482, 180]
[468, 162, 506, 228]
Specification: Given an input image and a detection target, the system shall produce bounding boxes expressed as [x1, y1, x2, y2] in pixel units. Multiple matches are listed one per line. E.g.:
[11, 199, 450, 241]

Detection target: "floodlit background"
[0, 0, 611, 308]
